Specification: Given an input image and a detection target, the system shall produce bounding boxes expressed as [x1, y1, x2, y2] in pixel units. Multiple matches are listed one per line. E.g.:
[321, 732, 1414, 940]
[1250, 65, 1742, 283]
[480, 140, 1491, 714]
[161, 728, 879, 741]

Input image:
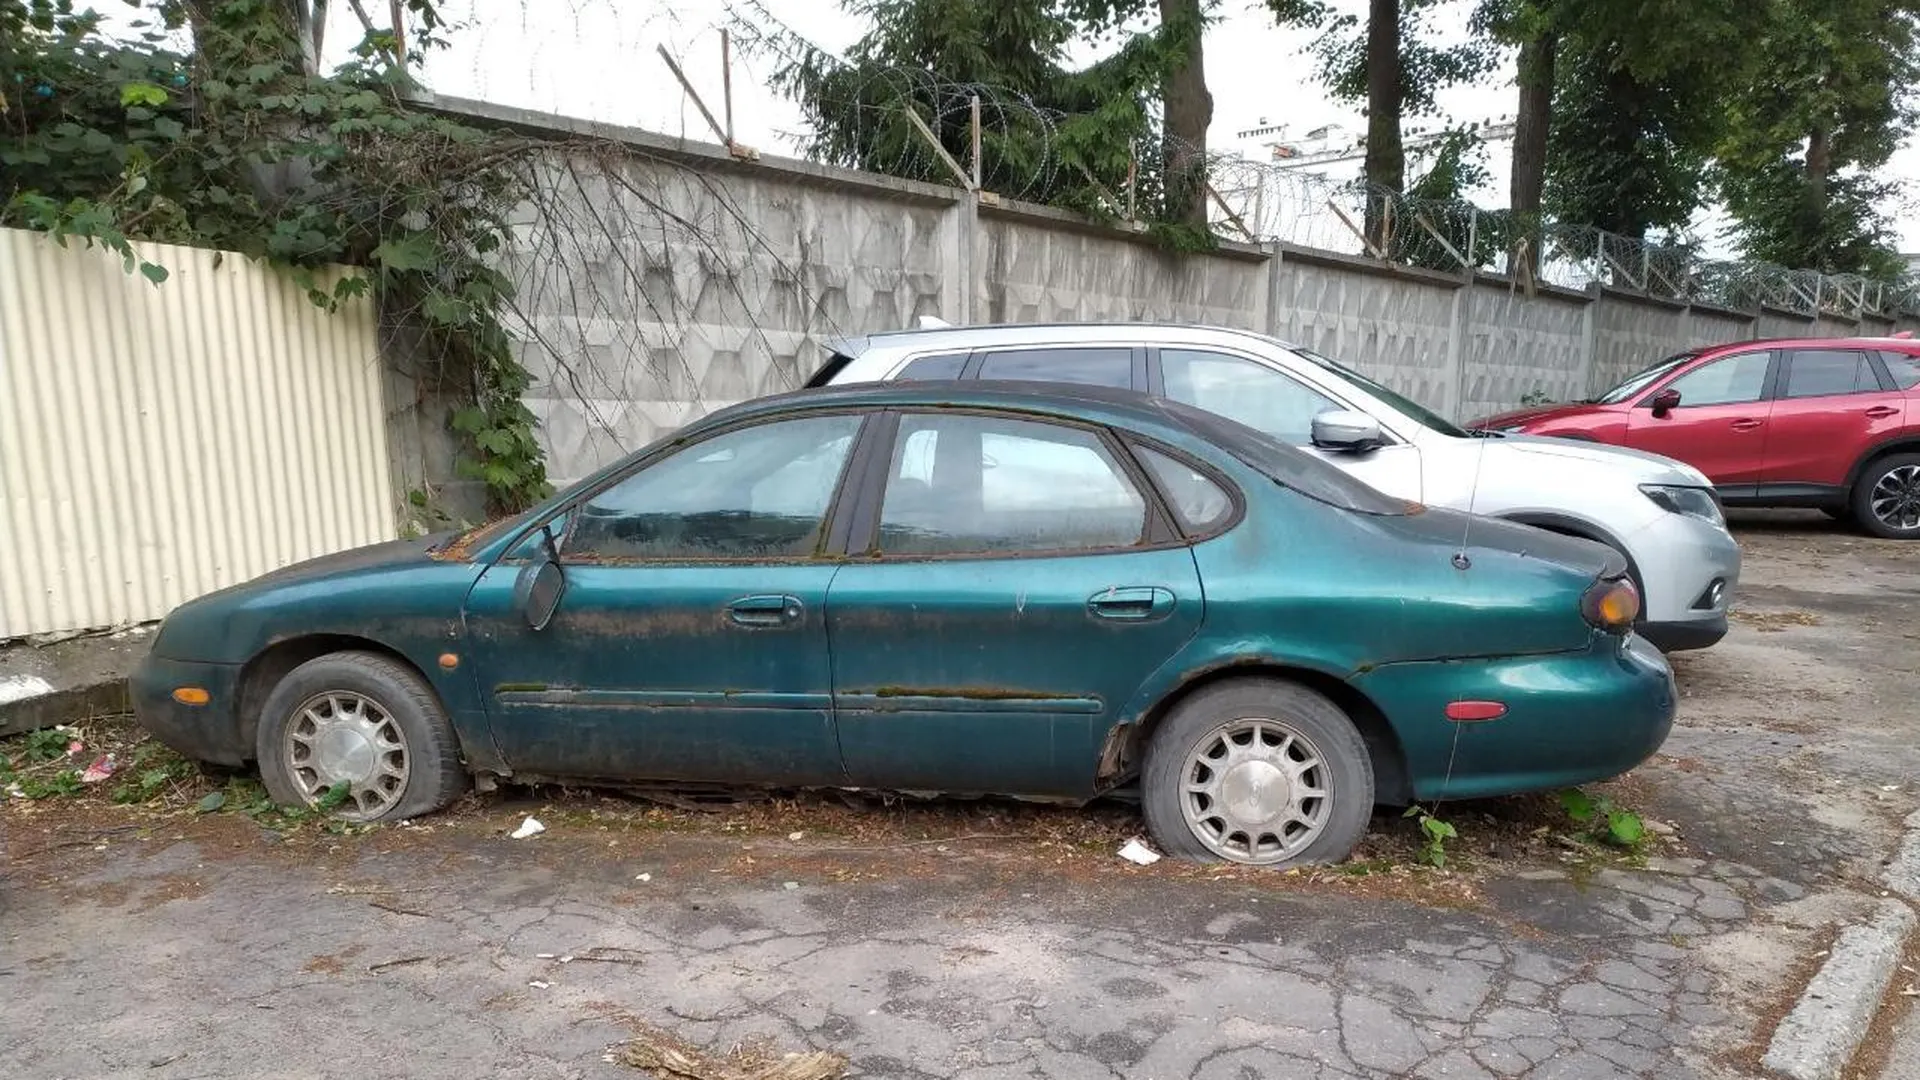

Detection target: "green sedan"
[132, 382, 1673, 867]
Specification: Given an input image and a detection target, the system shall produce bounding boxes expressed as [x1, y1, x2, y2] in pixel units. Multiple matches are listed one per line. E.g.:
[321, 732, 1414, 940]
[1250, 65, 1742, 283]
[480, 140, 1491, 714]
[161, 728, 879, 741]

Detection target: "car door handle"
[1087, 586, 1177, 622]
[725, 594, 803, 627]
[1729, 418, 1764, 431]
[1865, 406, 1900, 419]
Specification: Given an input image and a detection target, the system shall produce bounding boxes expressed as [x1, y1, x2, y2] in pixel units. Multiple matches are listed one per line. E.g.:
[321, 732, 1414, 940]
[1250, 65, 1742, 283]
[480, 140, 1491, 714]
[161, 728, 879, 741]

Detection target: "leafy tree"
[738, 0, 1218, 237]
[1714, 0, 1919, 279]
[1267, 0, 1495, 245]
[2, 0, 549, 513]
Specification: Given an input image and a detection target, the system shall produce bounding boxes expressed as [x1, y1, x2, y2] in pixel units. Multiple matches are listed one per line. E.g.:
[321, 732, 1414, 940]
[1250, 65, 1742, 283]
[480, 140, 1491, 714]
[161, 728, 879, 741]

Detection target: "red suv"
[1471, 337, 1920, 538]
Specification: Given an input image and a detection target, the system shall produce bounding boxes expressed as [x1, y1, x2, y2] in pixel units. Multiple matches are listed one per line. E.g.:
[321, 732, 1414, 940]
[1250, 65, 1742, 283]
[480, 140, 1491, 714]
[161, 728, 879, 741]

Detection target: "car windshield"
[1157, 398, 1412, 516]
[1289, 345, 1470, 438]
[1595, 351, 1699, 404]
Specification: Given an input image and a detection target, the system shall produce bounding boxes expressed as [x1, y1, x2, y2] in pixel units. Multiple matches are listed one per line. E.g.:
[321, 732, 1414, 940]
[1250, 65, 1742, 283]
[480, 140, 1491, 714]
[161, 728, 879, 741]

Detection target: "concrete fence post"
[1445, 279, 1471, 421]
[1577, 285, 1601, 400]
[1265, 242, 1286, 340]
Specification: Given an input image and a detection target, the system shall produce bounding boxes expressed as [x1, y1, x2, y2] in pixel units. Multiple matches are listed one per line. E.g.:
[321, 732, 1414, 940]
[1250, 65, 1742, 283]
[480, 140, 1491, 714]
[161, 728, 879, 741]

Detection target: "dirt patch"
[1729, 608, 1824, 633]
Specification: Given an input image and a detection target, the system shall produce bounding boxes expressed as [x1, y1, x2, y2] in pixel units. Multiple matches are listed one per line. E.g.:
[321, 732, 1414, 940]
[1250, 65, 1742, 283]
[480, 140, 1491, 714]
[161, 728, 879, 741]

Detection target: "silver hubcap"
[284, 691, 409, 820]
[1180, 717, 1331, 864]
[1871, 465, 1920, 532]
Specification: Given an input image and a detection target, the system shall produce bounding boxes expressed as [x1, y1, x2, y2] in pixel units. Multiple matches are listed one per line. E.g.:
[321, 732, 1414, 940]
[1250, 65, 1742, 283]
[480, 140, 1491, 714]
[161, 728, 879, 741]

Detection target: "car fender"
[1843, 431, 1920, 491]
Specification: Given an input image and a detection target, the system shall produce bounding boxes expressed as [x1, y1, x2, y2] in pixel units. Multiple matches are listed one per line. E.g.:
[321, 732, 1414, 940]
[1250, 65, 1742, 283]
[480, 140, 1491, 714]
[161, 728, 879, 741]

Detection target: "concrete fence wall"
[417, 97, 1920, 496]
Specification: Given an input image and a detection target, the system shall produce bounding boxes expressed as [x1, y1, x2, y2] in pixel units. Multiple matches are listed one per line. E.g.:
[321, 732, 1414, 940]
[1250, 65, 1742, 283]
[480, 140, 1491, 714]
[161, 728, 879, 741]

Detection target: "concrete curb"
[1762, 899, 1916, 1080]
[0, 632, 147, 737]
[1884, 810, 1920, 903]
[1760, 810, 1920, 1080]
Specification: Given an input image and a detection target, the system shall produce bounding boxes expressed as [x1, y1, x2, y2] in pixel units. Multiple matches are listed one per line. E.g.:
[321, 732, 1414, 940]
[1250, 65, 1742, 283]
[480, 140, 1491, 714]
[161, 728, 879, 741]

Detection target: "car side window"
[895, 352, 969, 381]
[1884, 351, 1920, 391]
[1659, 352, 1770, 407]
[975, 347, 1134, 388]
[1782, 349, 1878, 399]
[878, 413, 1147, 556]
[1133, 445, 1233, 534]
[568, 414, 863, 560]
[1161, 348, 1342, 445]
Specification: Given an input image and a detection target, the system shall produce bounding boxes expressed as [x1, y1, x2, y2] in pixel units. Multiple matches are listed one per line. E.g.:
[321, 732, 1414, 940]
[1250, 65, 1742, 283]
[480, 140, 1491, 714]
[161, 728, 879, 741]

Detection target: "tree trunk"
[1362, 0, 1403, 251]
[1159, 0, 1214, 228]
[1509, 29, 1555, 274]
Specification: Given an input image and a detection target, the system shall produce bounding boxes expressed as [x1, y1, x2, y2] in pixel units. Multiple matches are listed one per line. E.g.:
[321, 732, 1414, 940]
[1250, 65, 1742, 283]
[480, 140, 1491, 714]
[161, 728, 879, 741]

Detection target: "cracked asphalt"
[4, 512, 1917, 1080]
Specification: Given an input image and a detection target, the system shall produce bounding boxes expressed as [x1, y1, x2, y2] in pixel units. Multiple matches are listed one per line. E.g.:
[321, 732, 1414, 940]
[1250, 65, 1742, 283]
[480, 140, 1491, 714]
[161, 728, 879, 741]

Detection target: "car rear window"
[1155, 399, 1411, 516]
[976, 347, 1134, 388]
[1884, 350, 1920, 390]
[895, 352, 969, 380]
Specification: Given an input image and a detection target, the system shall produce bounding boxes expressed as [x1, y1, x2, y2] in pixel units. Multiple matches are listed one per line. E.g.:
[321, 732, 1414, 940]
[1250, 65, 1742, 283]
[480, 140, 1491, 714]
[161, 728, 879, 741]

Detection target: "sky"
[279, 0, 1919, 257]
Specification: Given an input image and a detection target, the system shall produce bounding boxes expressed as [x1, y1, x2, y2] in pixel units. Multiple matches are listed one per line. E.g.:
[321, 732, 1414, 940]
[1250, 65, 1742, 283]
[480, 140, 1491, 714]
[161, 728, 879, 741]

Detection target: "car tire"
[1141, 679, 1374, 867]
[255, 651, 467, 822]
[1850, 453, 1920, 540]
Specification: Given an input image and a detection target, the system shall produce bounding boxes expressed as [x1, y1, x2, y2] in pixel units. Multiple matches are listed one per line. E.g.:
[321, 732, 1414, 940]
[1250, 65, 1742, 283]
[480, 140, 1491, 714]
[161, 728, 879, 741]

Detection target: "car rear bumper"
[1627, 512, 1740, 648]
[130, 654, 249, 765]
[1352, 633, 1676, 802]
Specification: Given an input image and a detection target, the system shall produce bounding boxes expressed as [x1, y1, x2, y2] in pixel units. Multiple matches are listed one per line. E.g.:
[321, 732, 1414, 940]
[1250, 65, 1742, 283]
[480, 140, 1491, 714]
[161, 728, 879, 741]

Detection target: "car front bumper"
[1626, 511, 1741, 651]
[130, 654, 249, 765]
[1352, 633, 1677, 802]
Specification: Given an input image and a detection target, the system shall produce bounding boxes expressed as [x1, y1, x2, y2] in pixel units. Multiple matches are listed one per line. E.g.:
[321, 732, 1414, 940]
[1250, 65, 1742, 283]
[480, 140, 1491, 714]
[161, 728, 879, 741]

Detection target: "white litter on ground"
[509, 816, 545, 840]
[1117, 838, 1162, 866]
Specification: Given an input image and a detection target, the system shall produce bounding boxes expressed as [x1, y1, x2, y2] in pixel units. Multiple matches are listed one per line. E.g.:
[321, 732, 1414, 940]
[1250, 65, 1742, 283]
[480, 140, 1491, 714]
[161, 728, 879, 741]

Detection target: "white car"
[810, 322, 1740, 651]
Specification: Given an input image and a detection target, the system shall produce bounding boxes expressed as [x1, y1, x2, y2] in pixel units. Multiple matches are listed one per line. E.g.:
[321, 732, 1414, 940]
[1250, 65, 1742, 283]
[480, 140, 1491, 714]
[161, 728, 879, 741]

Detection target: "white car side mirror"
[1311, 410, 1384, 452]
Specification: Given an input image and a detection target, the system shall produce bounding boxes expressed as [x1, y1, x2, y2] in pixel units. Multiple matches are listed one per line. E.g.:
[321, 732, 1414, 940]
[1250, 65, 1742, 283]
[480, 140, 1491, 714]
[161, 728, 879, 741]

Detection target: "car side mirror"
[1311, 410, 1384, 452]
[513, 526, 566, 631]
[1649, 388, 1682, 417]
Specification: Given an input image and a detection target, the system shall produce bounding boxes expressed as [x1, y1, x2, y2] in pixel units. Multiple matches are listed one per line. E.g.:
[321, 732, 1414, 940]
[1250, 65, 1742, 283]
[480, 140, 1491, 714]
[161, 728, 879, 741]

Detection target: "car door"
[1150, 346, 1425, 501]
[460, 412, 870, 786]
[1760, 348, 1909, 490]
[826, 409, 1204, 798]
[1621, 349, 1776, 488]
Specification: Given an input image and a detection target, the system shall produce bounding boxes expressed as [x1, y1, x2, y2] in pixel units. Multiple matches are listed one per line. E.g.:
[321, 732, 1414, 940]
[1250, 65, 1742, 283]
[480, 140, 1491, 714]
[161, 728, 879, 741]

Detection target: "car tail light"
[1582, 578, 1640, 633]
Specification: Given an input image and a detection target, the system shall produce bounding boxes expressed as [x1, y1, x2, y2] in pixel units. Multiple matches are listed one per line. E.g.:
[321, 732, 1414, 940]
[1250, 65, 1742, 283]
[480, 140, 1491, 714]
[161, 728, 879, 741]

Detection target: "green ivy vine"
[2, 0, 550, 514]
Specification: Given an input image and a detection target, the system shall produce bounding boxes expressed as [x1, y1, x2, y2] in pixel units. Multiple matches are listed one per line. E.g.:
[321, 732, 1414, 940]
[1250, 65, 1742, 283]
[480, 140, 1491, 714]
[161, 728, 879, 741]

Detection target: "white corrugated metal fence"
[0, 228, 394, 638]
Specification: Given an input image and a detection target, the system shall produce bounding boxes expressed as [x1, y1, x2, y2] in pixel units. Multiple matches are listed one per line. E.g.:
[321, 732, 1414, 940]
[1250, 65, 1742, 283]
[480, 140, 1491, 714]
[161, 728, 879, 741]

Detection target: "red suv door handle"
[1729, 418, 1764, 431]
[1865, 406, 1900, 419]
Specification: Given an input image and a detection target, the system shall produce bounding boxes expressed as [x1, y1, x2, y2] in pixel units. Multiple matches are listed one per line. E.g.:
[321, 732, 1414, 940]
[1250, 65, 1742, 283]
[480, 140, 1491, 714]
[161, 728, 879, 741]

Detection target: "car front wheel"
[256, 651, 467, 821]
[1852, 453, 1920, 539]
[1141, 679, 1374, 867]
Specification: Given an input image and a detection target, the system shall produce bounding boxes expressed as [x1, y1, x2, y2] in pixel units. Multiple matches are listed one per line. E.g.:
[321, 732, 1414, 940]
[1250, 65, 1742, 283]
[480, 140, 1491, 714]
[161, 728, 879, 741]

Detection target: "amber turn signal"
[171, 687, 210, 706]
[1581, 578, 1641, 633]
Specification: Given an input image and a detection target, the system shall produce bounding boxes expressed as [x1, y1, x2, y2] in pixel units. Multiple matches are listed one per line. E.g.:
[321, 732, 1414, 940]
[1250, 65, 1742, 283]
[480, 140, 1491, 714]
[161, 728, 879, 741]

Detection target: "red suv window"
[1882, 350, 1920, 390]
[1782, 349, 1880, 398]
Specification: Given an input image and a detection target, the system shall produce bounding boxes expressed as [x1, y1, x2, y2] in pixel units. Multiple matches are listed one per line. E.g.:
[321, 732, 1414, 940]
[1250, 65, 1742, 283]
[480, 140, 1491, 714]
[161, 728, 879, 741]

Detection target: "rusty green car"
[132, 382, 1673, 867]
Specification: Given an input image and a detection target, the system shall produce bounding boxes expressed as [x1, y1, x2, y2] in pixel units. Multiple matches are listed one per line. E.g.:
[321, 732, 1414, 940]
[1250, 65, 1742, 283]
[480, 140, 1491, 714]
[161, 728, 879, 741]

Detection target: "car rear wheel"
[256, 651, 467, 822]
[1141, 679, 1374, 867]
[1851, 453, 1920, 540]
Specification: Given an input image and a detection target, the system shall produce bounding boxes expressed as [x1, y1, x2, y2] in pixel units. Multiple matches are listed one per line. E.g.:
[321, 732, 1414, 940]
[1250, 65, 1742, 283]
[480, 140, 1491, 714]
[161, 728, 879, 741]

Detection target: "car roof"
[1698, 335, 1920, 353]
[691, 379, 1315, 473]
[706, 378, 1192, 432]
[824, 321, 1298, 359]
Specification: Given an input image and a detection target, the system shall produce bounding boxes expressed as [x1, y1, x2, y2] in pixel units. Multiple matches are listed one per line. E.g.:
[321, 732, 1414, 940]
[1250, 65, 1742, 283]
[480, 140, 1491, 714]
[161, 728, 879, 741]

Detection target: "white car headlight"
[1641, 484, 1723, 526]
